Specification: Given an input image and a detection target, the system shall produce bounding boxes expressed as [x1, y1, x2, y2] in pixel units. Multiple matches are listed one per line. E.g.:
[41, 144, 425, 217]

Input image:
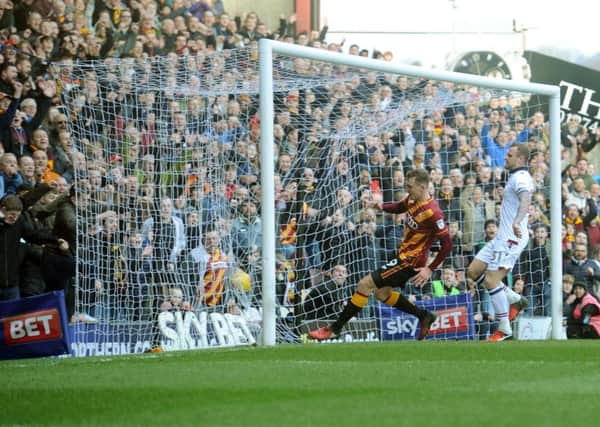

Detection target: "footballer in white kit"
[475, 165, 534, 270]
[466, 143, 534, 341]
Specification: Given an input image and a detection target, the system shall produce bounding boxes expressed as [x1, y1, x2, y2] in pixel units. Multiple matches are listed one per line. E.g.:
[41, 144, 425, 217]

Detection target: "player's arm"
[412, 217, 453, 287]
[379, 196, 408, 214]
[512, 190, 531, 238]
[428, 232, 453, 272]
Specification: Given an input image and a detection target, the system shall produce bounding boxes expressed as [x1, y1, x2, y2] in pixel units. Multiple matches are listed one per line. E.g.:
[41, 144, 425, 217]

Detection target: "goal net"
[57, 43, 561, 355]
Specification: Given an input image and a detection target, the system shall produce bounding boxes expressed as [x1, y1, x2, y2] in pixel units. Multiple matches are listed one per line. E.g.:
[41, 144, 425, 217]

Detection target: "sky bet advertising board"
[0, 291, 71, 359]
[378, 293, 475, 340]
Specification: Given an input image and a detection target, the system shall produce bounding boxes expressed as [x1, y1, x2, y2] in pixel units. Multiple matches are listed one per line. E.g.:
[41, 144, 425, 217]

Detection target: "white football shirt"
[497, 167, 534, 243]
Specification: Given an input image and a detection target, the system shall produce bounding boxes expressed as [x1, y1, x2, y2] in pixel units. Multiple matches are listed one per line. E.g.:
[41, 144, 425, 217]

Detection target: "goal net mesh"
[56, 46, 551, 353]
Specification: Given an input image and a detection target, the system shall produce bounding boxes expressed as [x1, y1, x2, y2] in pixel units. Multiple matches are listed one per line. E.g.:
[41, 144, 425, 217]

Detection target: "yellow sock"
[384, 291, 400, 307]
[350, 291, 369, 308]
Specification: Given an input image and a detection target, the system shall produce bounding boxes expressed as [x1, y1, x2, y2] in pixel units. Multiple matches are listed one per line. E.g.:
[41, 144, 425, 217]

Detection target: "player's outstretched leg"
[308, 290, 368, 340]
[309, 274, 375, 341]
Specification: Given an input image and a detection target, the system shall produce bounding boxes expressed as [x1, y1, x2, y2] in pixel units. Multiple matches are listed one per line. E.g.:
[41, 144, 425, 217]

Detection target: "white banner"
[516, 317, 552, 340]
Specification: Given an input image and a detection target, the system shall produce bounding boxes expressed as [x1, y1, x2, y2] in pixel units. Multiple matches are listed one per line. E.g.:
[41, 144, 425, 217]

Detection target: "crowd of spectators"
[1, 0, 600, 342]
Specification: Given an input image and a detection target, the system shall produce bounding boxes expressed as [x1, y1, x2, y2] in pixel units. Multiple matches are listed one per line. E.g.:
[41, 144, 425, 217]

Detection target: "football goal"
[56, 40, 561, 355]
[257, 39, 562, 344]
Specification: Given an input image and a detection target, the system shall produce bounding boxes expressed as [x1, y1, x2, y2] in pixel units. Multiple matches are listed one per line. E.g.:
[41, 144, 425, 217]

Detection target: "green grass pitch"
[2, 340, 599, 427]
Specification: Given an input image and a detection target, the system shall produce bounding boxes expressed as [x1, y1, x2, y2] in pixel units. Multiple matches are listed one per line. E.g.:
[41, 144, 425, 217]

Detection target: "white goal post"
[258, 39, 563, 345]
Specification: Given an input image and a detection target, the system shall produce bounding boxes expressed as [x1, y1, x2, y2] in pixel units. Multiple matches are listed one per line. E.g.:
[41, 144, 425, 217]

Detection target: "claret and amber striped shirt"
[383, 195, 451, 270]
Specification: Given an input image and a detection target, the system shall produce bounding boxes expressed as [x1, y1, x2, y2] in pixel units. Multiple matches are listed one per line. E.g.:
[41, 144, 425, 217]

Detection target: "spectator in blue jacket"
[481, 123, 514, 168]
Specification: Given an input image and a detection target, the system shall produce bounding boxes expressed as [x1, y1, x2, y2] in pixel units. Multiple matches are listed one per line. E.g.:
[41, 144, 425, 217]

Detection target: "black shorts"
[371, 258, 416, 289]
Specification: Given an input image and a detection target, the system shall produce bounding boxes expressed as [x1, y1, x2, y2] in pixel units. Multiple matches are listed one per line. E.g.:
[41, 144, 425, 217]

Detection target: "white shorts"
[474, 237, 526, 271]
